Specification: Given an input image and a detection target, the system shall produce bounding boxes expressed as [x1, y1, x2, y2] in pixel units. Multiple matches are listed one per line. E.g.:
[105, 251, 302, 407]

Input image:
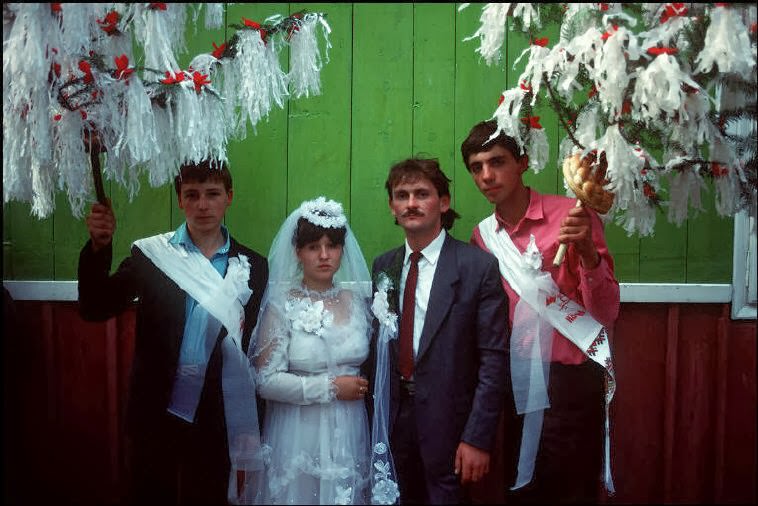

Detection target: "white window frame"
[731, 209, 757, 319]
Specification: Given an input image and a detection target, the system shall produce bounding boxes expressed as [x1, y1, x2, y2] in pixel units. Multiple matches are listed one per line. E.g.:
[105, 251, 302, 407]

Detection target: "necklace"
[298, 282, 340, 301]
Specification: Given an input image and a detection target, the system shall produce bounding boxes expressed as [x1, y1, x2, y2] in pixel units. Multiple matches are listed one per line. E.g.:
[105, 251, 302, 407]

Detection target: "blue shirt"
[169, 222, 230, 364]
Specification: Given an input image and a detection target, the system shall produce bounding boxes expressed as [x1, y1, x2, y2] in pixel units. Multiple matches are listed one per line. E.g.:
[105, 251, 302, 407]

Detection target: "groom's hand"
[454, 441, 490, 484]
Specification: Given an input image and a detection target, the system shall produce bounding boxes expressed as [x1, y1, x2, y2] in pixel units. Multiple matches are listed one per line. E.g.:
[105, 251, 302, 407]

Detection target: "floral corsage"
[285, 297, 334, 336]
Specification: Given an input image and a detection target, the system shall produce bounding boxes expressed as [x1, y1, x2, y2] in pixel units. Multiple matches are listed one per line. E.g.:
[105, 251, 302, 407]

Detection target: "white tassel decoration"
[695, 5, 756, 80]
[631, 53, 701, 125]
[464, 3, 510, 66]
[288, 14, 331, 99]
[204, 3, 225, 30]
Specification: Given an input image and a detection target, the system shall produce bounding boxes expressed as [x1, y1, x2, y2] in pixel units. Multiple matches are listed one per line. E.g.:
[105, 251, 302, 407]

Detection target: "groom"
[371, 157, 509, 503]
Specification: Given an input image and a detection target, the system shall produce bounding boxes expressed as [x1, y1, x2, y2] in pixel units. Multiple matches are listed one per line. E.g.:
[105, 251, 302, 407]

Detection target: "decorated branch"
[3, 3, 331, 218]
[463, 3, 756, 236]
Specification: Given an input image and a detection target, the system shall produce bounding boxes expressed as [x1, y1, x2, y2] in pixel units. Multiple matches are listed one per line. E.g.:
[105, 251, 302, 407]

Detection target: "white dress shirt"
[399, 228, 446, 359]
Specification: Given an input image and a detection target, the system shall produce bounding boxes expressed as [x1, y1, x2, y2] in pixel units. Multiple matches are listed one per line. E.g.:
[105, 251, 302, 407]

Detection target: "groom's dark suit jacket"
[371, 233, 509, 478]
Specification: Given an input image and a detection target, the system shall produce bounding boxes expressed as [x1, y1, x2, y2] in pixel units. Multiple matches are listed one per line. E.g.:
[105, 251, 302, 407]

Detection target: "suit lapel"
[416, 235, 459, 363]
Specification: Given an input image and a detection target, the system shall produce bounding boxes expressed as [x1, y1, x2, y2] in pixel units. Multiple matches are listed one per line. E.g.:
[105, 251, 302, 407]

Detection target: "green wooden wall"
[2, 3, 734, 283]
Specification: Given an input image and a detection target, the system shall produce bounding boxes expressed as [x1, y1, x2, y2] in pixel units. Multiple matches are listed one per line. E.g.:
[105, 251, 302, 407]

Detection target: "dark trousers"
[392, 385, 463, 504]
[507, 360, 605, 505]
[125, 360, 230, 505]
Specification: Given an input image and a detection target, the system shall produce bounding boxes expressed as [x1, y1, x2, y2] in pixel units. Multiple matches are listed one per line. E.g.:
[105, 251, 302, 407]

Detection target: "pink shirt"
[471, 188, 620, 365]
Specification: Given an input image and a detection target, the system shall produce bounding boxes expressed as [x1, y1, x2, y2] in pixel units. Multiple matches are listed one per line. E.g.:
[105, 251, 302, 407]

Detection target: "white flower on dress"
[285, 297, 334, 336]
[334, 484, 353, 505]
[371, 273, 397, 333]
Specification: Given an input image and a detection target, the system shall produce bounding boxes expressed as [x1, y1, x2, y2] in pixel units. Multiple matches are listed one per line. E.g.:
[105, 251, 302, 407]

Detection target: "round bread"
[562, 152, 614, 214]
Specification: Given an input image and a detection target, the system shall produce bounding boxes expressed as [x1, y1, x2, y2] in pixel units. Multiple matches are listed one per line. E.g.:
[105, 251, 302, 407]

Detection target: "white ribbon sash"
[478, 215, 616, 494]
[134, 233, 263, 503]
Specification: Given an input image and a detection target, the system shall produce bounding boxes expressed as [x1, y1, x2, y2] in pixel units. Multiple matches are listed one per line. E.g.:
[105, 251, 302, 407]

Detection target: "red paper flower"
[80, 110, 88, 120]
[602, 25, 619, 41]
[53, 114, 62, 121]
[520, 116, 542, 129]
[498, 94, 505, 106]
[599, 3, 610, 11]
[98, 10, 120, 35]
[78, 60, 94, 84]
[51, 3, 62, 13]
[149, 3, 167, 10]
[660, 3, 688, 23]
[532, 37, 549, 47]
[711, 163, 728, 177]
[643, 181, 657, 198]
[160, 70, 185, 85]
[242, 17, 261, 29]
[647, 47, 678, 56]
[212, 42, 227, 59]
[113, 54, 134, 81]
[520, 81, 532, 92]
[192, 71, 211, 93]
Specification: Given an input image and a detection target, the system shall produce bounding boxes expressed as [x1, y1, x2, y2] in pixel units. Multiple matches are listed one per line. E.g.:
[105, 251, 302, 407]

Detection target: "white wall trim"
[1, 279, 737, 304]
[4, 281, 79, 301]
[619, 283, 731, 303]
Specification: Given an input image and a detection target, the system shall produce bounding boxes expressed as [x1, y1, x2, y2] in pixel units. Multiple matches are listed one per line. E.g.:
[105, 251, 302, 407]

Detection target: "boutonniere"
[371, 273, 397, 333]
[372, 249, 404, 316]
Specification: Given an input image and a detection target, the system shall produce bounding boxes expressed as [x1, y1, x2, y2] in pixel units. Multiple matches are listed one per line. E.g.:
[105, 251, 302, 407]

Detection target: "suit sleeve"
[78, 240, 139, 321]
[461, 254, 510, 451]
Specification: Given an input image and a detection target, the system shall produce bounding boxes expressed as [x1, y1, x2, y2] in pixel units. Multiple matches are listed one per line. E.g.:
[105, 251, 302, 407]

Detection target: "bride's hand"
[333, 375, 369, 401]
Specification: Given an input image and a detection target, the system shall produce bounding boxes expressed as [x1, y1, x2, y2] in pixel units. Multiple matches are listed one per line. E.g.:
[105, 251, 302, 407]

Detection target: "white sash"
[478, 215, 616, 494]
[134, 233, 264, 504]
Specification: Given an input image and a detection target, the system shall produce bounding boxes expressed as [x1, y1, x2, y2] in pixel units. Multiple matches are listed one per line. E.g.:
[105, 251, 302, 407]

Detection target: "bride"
[248, 197, 372, 505]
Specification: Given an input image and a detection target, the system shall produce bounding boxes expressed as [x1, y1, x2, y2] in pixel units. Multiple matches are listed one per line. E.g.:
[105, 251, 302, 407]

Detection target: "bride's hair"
[294, 217, 346, 249]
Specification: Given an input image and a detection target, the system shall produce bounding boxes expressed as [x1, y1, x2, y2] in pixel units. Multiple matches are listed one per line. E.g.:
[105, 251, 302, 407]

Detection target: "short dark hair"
[294, 218, 347, 249]
[461, 120, 525, 171]
[173, 160, 232, 196]
[385, 158, 461, 230]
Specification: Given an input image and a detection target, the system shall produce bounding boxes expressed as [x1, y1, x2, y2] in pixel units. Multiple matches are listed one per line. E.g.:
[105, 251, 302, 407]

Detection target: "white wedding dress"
[252, 286, 371, 505]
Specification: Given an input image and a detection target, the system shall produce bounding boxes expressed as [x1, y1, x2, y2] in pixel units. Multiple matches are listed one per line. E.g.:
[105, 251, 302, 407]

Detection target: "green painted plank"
[412, 4, 456, 180]
[286, 3, 352, 219]
[351, 3, 414, 263]
[2, 202, 10, 277]
[686, 181, 734, 283]
[605, 217, 640, 282]
[637, 191, 688, 283]
[454, 3, 509, 240]
[6, 202, 54, 279]
[53, 191, 93, 280]
[223, 3, 291, 255]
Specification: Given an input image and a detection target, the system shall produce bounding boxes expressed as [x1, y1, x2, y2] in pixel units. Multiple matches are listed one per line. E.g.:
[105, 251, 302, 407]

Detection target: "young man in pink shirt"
[462, 120, 620, 504]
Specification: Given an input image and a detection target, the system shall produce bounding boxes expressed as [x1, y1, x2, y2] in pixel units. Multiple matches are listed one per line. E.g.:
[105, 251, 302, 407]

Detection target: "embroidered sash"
[134, 233, 263, 503]
[478, 215, 616, 494]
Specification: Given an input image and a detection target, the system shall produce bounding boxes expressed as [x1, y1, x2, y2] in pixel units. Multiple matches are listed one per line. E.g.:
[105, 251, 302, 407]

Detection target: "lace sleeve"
[251, 299, 335, 405]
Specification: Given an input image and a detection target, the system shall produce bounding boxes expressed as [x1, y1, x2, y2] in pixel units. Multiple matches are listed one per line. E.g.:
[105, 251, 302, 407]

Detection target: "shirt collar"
[169, 222, 230, 256]
[404, 228, 446, 266]
[494, 187, 545, 232]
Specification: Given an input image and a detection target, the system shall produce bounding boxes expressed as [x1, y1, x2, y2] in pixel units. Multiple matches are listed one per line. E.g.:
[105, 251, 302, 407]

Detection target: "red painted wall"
[3, 301, 755, 504]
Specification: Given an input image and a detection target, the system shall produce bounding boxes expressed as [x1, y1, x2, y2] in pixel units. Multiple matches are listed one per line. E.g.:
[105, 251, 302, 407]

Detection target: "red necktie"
[399, 251, 422, 380]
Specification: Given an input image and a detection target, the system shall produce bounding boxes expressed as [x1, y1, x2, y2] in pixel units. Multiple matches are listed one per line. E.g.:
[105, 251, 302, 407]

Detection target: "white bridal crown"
[298, 196, 347, 229]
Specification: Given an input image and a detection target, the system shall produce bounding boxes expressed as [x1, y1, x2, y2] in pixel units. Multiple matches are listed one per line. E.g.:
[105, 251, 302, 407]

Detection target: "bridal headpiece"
[298, 196, 347, 229]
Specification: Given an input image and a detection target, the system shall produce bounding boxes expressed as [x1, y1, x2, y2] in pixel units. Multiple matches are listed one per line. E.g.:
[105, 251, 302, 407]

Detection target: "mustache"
[401, 209, 424, 218]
